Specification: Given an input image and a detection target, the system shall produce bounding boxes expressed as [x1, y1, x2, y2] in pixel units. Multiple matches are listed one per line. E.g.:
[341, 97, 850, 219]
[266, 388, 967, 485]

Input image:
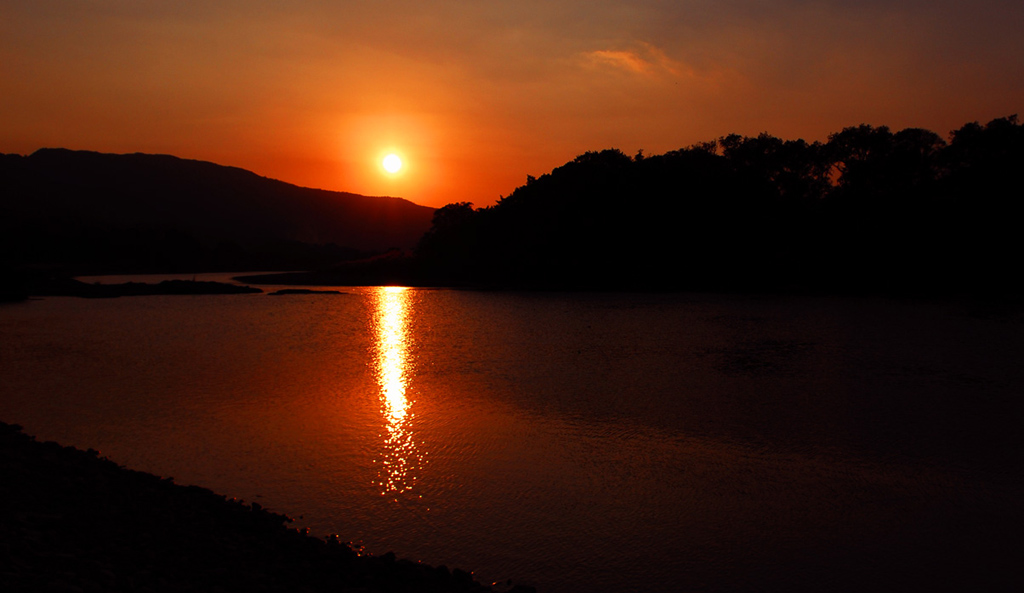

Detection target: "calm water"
[2, 284, 1022, 591]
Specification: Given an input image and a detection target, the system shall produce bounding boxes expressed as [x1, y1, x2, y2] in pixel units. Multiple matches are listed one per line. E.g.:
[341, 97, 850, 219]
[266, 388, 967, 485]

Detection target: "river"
[1, 282, 1021, 591]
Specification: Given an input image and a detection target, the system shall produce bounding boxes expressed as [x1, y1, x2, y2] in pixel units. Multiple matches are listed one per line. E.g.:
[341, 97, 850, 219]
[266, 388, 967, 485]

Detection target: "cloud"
[580, 43, 687, 78]
[585, 50, 650, 73]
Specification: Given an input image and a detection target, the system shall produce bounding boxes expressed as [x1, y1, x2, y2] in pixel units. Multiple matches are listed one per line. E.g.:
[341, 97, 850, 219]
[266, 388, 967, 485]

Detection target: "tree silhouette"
[413, 115, 1023, 294]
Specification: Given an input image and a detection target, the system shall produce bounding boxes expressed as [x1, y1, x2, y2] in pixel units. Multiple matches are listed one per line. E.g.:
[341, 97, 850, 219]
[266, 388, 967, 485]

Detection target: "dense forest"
[414, 116, 1022, 293]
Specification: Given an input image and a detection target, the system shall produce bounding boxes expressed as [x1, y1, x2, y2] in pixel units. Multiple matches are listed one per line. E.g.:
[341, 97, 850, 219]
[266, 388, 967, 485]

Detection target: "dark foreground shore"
[0, 422, 532, 593]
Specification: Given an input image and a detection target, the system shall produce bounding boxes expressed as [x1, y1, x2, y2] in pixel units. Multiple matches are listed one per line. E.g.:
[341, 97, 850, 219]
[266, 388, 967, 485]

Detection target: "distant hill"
[0, 149, 434, 273]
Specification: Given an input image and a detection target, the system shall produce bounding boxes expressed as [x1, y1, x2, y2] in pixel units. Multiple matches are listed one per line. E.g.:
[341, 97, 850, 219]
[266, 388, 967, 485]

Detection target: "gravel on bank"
[0, 422, 534, 593]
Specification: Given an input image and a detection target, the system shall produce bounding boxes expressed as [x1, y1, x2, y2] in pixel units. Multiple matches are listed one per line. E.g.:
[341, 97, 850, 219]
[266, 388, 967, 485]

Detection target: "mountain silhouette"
[0, 149, 434, 273]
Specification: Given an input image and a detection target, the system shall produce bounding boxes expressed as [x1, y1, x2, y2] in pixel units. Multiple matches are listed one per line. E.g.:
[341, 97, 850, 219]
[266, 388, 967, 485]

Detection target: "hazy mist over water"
[1, 286, 1021, 592]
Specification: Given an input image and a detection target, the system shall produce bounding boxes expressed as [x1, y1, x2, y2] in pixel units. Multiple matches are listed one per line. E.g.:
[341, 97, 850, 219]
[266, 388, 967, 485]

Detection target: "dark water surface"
[2, 285, 1022, 591]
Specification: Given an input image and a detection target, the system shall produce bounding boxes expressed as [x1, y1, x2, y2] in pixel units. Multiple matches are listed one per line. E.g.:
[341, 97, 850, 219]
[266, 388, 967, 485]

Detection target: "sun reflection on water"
[371, 286, 423, 496]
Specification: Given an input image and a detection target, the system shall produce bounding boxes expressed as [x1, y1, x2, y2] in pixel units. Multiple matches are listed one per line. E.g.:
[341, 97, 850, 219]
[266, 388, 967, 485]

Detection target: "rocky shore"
[0, 422, 533, 593]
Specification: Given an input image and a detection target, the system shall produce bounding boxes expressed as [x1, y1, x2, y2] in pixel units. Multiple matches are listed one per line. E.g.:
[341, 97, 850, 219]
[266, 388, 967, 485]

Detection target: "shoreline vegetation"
[0, 422, 534, 593]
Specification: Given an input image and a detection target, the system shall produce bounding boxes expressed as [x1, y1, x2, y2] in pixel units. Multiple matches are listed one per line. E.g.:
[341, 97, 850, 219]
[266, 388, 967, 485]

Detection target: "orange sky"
[2, 1, 1022, 208]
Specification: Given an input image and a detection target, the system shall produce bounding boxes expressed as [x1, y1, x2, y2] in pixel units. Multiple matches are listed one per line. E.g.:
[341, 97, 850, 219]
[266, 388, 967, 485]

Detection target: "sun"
[382, 153, 403, 174]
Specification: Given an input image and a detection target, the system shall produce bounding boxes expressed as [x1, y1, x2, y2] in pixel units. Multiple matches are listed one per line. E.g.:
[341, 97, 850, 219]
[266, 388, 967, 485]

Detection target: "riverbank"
[0, 422, 532, 592]
[19, 277, 263, 299]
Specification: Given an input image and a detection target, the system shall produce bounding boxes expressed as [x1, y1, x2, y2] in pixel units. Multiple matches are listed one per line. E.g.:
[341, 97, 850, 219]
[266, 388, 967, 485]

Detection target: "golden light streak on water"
[371, 286, 423, 496]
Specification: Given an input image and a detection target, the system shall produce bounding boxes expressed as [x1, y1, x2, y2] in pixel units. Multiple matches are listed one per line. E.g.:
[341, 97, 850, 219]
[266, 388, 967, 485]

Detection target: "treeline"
[416, 116, 1023, 293]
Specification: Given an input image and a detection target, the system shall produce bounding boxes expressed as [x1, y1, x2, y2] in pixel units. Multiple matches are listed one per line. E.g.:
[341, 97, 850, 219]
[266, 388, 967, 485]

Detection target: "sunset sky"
[2, 1, 1022, 208]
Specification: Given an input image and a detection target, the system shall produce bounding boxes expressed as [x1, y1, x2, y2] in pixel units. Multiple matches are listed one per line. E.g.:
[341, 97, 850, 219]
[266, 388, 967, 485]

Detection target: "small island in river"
[267, 288, 349, 296]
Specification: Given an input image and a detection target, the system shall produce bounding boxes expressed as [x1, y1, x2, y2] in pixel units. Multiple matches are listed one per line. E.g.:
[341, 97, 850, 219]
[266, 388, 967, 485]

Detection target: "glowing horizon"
[2, 2, 1022, 209]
